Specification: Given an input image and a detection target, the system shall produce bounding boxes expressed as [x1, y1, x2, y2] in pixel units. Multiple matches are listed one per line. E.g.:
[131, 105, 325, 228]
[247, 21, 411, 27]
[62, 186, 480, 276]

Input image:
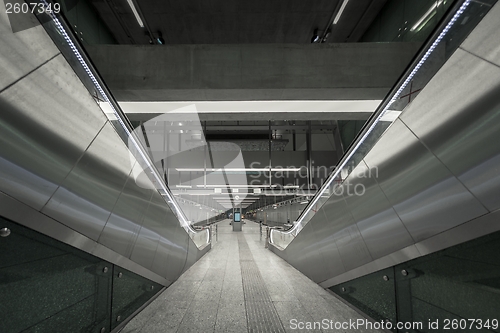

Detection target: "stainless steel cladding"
[0, 12, 207, 285]
[255, 202, 302, 225]
[270, 2, 500, 287]
[0, 54, 108, 211]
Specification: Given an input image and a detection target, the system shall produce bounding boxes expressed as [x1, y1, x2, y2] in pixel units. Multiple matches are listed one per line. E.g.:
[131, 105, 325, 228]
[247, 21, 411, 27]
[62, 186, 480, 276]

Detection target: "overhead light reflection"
[411, 0, 445, 32]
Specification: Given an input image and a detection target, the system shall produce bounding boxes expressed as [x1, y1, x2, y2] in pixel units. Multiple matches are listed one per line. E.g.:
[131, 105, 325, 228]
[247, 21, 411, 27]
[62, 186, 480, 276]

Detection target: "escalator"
[268, 1, 500, 331]
[0, 2, 210, 332]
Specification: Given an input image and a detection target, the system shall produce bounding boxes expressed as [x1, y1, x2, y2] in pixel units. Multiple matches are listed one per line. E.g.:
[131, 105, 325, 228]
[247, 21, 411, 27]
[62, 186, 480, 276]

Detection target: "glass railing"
[0, 216, 162, 333]
[270, 0, 497, 248]
[25, 0, 210, 247]
[330, 230, 500, 333]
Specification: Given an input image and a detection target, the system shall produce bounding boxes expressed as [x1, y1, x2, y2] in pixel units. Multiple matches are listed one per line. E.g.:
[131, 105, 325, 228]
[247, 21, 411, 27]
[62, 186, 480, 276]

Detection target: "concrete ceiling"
[89, 0, 388, 44]
[88, 42, 421, 102]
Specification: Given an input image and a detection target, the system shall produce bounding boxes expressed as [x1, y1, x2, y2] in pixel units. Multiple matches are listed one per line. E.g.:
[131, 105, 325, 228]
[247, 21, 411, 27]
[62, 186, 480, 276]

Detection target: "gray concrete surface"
[88, 43, 421, 101]
[120, 220, 382, 333]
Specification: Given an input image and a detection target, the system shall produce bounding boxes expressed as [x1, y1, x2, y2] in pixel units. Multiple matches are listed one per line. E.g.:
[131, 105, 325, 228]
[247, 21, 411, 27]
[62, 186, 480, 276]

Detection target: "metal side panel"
[129, 224, 160, 271]
[269, 242, 289, 262]
[460, 1, 500, 67]
[281, 220, 326, 282]
[150, 234, 173, 279]
[160, 226, 189, 281]
[0, 54, 107, 211]
[177, 225, 211, 274]
[97, 166, 155, 258]
[196, 240, 211, 260]
[364, 119, 488, 243]
[183, 237, 200, 273]
[343, 160, 415, 259]
[321, 190, 373, 272]
[307, 206, 346, 280]
[400, 48, 500, 212]
[148, 192, 179, 235]
[129, 195, 164, 270]
[0, 8, 60, 91]
[41, 122, 133, 241]
[149, 191, 189, 280]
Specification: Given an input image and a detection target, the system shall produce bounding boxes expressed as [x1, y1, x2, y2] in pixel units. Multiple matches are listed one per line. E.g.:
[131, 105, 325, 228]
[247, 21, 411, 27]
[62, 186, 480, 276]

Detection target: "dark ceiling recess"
[89, 0, 388, 44]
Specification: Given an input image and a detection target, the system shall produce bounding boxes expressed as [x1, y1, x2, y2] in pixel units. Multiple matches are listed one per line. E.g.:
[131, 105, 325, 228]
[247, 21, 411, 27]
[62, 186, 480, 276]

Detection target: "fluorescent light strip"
[119, 100, 382, 114]
[411, 0, 444, 32]
[42, 5, 192, 230]
[175, 185, 192, 188]
[214, 196, 258, 199]
[292, 0, 472, 234]
[177, 193, 213, 196]
[215, 199, 259, 201]
[264, 193, 299, 196]
[214, 198, 259, 202]
[213, 196, 259, 199]
[196, 184, 279, 188]
[333, 0, 349, 24]
[206, 185, 298, 190]
[197, 184, 278, 188]
[177, 168, 302, 172]
[126, 0, 144, 27]
[217, 203, 258, 205]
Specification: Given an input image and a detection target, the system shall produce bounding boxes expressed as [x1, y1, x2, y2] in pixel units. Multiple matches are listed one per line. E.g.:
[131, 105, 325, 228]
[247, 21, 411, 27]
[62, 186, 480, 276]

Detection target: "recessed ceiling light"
[333, 0, 349, 25]
[176, 168, 302, 172]
[126, 0, 144, 27]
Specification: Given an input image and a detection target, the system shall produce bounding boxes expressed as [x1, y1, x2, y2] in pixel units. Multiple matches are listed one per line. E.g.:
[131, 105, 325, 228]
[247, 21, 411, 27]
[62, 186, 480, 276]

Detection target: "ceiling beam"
[87, 42, 421, 102]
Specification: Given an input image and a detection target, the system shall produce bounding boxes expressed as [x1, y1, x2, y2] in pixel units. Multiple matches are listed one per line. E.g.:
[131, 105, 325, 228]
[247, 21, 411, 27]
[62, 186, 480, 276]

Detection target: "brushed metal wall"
[270, 2, 500, 287]
[255, 201, 304, 225]
[0, 10, 207, 286]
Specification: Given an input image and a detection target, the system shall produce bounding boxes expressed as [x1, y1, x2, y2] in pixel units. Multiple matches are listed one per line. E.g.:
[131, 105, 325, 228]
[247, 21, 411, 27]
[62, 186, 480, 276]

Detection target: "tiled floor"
[121, 220, 382, 333]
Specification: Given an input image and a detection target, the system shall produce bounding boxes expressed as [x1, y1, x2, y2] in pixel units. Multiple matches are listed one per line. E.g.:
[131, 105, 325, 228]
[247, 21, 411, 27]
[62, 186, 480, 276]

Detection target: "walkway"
[121, 220, 381, 333]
